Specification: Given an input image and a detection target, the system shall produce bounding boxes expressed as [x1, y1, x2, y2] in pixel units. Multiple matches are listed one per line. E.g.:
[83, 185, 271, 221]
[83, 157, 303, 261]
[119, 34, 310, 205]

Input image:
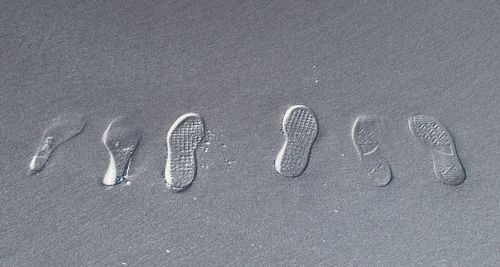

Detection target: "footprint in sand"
[164, 113, 205, 192]
[102, 117, 142, 186]
[275, 105, 318, 177]
[29, 113, 86, 174]
[408, 115, 465, 186]
[351, 115, 392, 187]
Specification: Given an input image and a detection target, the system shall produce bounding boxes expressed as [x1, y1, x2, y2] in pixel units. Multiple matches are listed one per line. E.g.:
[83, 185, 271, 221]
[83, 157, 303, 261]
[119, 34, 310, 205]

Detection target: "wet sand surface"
[1, 0, 500, 266]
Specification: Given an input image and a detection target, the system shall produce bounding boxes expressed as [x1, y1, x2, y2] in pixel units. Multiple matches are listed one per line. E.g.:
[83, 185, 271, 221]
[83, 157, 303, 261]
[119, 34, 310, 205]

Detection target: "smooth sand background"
[1, 0, 500, 266]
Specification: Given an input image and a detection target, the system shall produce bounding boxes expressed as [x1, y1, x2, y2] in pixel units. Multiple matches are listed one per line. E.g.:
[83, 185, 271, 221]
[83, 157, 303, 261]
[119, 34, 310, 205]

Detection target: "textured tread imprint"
[408, 115, 465, 186]
[276, 106, 318, 177]
[353, 116, 379, 155]
[29, 113, 86, 173]
[411, 115, 452, 154]
[352, 116, 392, 187]
[102, 117, 142, 186]
[165, 114, 204, 192]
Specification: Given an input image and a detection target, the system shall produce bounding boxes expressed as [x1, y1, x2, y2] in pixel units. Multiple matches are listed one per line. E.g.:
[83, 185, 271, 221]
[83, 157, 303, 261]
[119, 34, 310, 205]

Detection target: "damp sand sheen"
[102, 117, 142, 186]
[351, 116, 392, 187]
[275, 105, 318, 177]
[29, 113, 86, 173]
[408, 115, 466, 186]
[164, 113, 205, 192]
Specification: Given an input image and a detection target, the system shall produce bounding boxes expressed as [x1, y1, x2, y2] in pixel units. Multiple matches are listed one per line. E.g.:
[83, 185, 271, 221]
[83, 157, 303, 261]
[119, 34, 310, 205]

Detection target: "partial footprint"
[102, 117, 142, 186]
[29, 113, 86, 174]
[275, 105, 318, 177]
[351, 116, 392, 187]
[165, 113, 205, 192]
[408, 115, 465, 186]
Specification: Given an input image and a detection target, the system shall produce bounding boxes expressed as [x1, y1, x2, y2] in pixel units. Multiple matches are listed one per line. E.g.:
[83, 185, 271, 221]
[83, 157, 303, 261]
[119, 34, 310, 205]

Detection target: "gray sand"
[1, 0, 500, 266]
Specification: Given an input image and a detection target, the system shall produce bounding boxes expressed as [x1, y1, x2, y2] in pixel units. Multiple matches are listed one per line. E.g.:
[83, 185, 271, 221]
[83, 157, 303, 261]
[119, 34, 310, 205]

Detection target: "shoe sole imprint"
[408, 115, 465, 186]
[275, 105, 318, 177]
[352, 116, 392, 187]
[29, 113, 86, 174]
[165, 113, 205, 192]
[102, 117, 142, 186]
